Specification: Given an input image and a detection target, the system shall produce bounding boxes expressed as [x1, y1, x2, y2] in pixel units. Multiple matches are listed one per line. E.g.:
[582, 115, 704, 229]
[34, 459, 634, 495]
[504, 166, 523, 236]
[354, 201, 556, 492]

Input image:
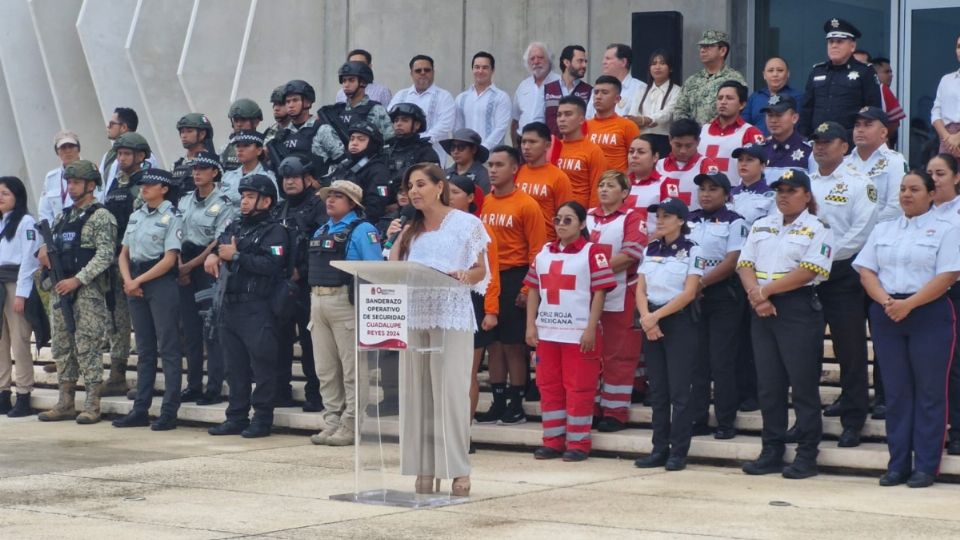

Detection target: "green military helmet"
[177, 112, 215, 139]
[63, 159, 102, 186]
[228, 98, 263, 121]
[270, 86, 286, 105]
[113, 132, 152, 159]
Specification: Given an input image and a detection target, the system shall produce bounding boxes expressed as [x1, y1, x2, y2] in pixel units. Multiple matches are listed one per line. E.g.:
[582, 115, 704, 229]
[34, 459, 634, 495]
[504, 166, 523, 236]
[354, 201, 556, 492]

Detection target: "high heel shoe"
[451, 476, 471, 497]
[414, 475, 438, 494]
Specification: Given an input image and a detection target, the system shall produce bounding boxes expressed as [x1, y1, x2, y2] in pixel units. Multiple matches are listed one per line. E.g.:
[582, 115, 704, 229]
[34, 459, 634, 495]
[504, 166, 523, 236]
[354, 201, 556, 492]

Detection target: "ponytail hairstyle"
[557, 200, 590, 241]
[397, 162, 450, 260]
[0, 176, 28, 242]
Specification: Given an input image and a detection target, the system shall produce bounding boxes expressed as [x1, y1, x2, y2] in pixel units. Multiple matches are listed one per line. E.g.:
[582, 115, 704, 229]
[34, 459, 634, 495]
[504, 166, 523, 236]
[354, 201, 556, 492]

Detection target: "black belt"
[130, 258, 163, 277]
[776, 285, 815, 297]
[890, 293, 913, 300]
[181, 242, 206, 261]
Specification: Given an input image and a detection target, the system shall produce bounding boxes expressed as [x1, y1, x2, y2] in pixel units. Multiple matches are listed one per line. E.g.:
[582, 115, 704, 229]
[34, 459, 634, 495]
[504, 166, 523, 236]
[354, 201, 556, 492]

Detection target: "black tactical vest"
[172, 157, 197, 194]
[318, 100, 379, 146]
[103, 176, 137, 247]
[307, 219, 363, 287]
[54, 204, 102, 277]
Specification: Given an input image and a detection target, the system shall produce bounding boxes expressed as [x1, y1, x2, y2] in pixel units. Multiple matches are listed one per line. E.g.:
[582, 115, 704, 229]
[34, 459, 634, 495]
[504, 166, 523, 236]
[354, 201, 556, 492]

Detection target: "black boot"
[7, 392, 31, 417]
[475, 383, 507, 424]
[0, 391, 11, 415]
[498, 385, 527, 425]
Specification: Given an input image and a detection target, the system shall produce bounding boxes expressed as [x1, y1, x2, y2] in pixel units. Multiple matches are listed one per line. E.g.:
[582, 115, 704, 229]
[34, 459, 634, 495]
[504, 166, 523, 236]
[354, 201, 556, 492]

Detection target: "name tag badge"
[814, 75, 827, 81]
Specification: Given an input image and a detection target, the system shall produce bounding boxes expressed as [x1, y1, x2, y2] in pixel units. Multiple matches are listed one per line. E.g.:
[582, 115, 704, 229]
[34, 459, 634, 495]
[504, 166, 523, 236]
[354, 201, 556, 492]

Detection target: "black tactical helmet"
[113, 132, 152, 158]
[388, 102, 428, 133]
[228, 98, 263, 121]
[238, 173, 278, 203]
[347, 120, 384, 154]
[270, 85, 286, 105]
[177, 113, 214, 139]
[277, 154, 313, 178]
[283, 79, 316, 103]
[338, 61, 374, 85]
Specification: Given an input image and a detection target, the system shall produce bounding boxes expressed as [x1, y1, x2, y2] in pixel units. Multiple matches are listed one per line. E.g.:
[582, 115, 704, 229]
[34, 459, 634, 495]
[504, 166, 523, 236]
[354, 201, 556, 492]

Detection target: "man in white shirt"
[511, 42, 560, 147]
[586, 43, 646, 119]
[39, 131, 83, 225]
[335, 49, 392, 106]
[454, 51, 512, 150]
[844, 107, 906, 223]
[98, 107, 156, 195]
[389, 54, 456, 165]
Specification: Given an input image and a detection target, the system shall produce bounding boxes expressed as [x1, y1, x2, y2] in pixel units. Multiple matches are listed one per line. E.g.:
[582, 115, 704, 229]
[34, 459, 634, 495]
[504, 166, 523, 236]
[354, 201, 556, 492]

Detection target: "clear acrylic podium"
[329, 261, 472, 508]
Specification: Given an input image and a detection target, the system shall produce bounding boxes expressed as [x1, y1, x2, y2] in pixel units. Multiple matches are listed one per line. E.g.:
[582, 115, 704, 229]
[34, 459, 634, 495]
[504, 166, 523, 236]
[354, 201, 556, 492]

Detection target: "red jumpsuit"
[525, 237, 616, 453]
[587, 205, 647, 422]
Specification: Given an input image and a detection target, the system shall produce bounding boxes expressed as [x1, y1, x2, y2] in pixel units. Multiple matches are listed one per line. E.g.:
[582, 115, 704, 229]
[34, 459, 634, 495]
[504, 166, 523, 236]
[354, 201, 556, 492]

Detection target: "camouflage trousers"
[108, 267, 131, 361]
[51, 286, 109, 386]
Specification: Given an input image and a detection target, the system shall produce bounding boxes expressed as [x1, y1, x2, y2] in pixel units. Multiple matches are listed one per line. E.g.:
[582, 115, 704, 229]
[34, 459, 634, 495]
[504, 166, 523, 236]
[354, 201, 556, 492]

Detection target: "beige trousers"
[399, 328, 473, 479]
[310, 286, 366, 431]
[0, 282, 34, 393]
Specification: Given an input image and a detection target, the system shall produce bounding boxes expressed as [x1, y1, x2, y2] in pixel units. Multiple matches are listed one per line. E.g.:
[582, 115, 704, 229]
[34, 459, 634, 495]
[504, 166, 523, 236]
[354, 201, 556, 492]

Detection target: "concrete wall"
[1, 0, 738, 213]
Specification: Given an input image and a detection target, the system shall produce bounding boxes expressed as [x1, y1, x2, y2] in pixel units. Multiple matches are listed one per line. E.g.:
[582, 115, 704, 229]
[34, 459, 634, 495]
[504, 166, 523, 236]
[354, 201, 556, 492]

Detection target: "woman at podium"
[387, 163, 491, 497]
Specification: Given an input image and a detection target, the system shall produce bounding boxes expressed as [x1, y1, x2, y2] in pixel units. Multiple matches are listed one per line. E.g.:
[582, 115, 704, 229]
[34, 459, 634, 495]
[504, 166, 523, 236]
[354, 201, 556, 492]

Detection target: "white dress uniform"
[843, 144, 907, 223]
[810, 164, 878, 261]
[729, 178, 777, 225]
[0, 213, 41, 396]
[38, 167, 70, 225]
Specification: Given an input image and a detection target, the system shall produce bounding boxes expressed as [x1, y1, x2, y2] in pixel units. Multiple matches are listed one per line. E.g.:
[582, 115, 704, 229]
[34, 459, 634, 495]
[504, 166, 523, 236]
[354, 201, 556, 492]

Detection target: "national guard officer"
[810, 121, 878, 448]
[763, 94, 814, 181]
[322, 120, 390, 224]
[737, 169, 834, 479]
[384, 103, 440, 190]
[266, 80, 345, 176]
[220, 130, 277, 204]
[221, 98, 263, 172]
[173, 113, 216, 193]
[98, 131, 149, 398]
[178, 152, 235, 406]
[112, 169, 183, 431]
[273, 155, 326, 412]
[37, 160, 117, 424]
[798, 18, 882, 137]
[318, 61, 394, 146]
[205, 174, 287, 438]
[853, 169, 960, 488]
[264, 86, 289, 145]
[686, 172, 747, 440]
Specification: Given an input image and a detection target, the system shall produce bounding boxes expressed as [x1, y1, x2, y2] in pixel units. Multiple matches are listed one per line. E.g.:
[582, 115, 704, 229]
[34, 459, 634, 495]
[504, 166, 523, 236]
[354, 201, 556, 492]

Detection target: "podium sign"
[358, 284, 408, 349]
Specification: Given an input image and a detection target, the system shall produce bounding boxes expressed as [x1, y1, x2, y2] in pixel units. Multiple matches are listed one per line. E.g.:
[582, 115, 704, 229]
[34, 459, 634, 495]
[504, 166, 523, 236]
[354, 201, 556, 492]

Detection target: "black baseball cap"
[648, 197, 689, 220]
[810, 121, 848, 142]
[694, 172, 732, 192]
[760, 93, 798, 114]
[770, 169, 812, 191]
[853, 106, 889, 124]
[732, 144, 768, 161]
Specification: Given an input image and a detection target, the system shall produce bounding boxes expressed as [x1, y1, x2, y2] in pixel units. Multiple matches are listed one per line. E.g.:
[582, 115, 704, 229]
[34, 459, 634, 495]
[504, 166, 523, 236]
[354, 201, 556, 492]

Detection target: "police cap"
[853, 106, 889, 125]
[760, 93, 798, 114]
[694, 172, 732, 192]
[63, 159, 102, 185]
[228, 98, 263, 121]
[137, 168, 177, 188]
[233, 129, 265, 146]
[192, 151, 223, 172]
[770, 169, 812, 191]
[647, 197, 689, 220]
[810, 121, 848, 143]
[732, 143, 768, 162]
[824, 18, 861, 40]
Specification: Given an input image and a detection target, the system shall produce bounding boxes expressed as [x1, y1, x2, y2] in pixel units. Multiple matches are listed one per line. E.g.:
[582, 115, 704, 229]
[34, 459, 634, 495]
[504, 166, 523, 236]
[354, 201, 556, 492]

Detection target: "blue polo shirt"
[743, 85, 804, 136]
[312, 210, 383, 261]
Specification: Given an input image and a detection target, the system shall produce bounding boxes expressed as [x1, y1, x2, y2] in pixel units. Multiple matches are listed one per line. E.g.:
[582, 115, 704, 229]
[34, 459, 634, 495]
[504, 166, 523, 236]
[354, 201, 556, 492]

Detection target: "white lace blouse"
[406, 209, 490, 331]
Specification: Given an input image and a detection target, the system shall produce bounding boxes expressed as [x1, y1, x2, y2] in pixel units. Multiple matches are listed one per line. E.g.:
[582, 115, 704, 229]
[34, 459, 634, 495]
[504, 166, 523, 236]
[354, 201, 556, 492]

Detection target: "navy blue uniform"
[799, 60, 882, 137]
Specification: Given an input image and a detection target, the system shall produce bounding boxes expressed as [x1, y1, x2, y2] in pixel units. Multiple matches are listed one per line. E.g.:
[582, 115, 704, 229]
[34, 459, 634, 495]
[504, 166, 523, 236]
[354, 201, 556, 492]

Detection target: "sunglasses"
[413, 67, 433, 74]
[553, 216, 576, 226]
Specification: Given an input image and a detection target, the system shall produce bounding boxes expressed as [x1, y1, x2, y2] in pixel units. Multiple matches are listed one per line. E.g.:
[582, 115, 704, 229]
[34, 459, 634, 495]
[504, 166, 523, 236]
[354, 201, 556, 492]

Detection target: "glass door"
[899, 0, 960, 168]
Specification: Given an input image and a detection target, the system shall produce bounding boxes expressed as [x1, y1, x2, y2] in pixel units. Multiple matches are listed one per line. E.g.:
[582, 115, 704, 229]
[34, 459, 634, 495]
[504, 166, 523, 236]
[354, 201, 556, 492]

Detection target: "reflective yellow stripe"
[755, 271, 788, 280]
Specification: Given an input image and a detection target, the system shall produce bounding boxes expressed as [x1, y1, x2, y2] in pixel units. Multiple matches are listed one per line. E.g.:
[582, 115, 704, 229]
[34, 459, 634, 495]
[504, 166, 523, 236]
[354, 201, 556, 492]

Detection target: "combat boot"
[38, 382, 78, 422]
[99, 359, 129, 397]
[7, 393, 33, 417]
[0, 390, 11, 414]
[76, 384, 102, 424]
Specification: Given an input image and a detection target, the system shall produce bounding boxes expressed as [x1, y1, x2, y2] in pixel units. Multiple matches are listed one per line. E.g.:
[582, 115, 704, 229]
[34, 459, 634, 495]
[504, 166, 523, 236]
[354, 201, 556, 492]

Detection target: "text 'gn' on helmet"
[388, 102, 428, 133]
[238, 173, 278, 202]
[228, 98, 263, 121]
[114, 132, 152, 159]
[283, 79, 316, 103]
[338, 61, 374, 85]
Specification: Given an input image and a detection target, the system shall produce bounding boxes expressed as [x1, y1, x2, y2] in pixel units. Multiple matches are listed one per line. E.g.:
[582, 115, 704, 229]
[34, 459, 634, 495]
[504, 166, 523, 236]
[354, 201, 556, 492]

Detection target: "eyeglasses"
[553, 216, 576, 226]
[413, 68, 433, 74]
[107, 121, 124, 128]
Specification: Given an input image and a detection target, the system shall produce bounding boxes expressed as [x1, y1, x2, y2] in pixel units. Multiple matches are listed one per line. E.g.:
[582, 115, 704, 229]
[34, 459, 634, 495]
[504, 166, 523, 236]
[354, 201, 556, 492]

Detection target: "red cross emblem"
[540, 260, 577, 305]
[704, 145, 730, 173]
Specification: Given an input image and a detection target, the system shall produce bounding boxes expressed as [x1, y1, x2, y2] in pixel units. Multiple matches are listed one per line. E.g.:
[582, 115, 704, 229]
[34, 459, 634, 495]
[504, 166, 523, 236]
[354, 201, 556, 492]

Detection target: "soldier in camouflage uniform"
[673, 30, 747, 125]
[220, 98, 263, 173]
[317, 61, 394, 145]
[37, 160, 118, 424]
[265, 80, 345, 177]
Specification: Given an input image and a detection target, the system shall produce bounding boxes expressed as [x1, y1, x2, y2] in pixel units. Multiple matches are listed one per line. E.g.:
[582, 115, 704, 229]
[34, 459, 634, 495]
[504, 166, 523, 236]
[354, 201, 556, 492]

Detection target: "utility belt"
[180, 242, 206, 262]
[130, 258, 175, 279]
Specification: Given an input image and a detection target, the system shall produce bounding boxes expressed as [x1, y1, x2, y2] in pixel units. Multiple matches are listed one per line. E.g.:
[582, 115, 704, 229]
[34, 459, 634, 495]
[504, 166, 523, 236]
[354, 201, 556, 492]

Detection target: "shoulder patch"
[594, 251, 609, 269]
[866, 184, 878, 203]
[25, 229, 36, 241]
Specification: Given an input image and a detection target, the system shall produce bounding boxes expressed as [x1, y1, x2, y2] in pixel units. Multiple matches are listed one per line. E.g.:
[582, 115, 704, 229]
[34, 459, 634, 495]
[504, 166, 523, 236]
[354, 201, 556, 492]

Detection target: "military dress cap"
[232, 129, 265, 146]
[238, 173, 278, 202]
[440, 128, 489, 163]
[732, 143, 768, 161]
[694, 172, 733, 192]
[54, 130, 80, 150]
[810, 121, 848, 142]
[63, 159, 101, 184]
[114, 132, 152, 157]
[760, 93, 798, 114]
[824, 18, 861, 40]
[137, 168, 177, 187]
[770, 169, 812, 191]
[318, 179, 365, 209]
[648, 197, 689, 219]
[853, 105, 889, 124]
[228, 98, 263, 121]
[698, 29, 729, 46]
[389, 102, 428, 133]
[192, 151, 223, 171]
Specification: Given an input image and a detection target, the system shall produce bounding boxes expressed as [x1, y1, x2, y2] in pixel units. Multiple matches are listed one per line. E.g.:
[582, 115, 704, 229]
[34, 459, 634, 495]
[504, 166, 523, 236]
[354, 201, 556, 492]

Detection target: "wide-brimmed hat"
[318, 179, 364, 208]
[440, 128, 489, 163]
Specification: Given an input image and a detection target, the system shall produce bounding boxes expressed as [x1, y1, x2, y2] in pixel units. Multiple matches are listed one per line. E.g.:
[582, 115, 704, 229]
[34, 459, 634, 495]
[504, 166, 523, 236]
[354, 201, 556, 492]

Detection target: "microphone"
[384, 204, 417, 250]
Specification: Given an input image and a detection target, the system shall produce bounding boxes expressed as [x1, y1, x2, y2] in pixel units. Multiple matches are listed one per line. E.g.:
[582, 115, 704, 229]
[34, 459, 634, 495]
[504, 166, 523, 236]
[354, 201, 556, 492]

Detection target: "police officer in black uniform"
[322, 120, 390, 224]
[383, 102, 440, 190]
[798, 18, 882, 137]
[205, 174, 287, 438]
[272, 155, 326, 412]
[173, 113, 216, 193]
